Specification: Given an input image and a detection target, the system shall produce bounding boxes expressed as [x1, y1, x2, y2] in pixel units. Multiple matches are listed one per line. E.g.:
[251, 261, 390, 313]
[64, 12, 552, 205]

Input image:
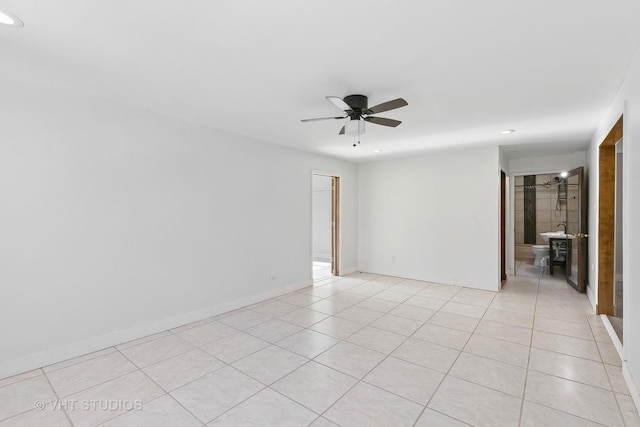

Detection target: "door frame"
[597, 116, 623, 314]
[311, 170, 341, 277]
[565, 166, 587, 292]
[501, 170, 507, 285]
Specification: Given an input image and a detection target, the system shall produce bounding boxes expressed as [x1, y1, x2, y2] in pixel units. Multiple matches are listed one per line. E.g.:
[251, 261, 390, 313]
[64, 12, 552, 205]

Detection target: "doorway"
[597, 115, 623, 320]
[312, 174, 340, 281]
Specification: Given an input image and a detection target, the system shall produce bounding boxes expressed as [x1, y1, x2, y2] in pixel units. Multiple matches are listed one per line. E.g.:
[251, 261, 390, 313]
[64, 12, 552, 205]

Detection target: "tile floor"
[1, 270, 639, 426]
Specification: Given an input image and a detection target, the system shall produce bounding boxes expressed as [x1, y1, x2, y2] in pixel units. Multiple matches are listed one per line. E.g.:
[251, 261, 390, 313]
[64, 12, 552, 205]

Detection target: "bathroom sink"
[540, 231, 574, 242]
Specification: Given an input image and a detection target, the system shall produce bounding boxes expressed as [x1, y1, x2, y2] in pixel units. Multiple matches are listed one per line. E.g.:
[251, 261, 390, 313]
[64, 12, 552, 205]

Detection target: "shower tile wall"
[515, 173, 567, 262]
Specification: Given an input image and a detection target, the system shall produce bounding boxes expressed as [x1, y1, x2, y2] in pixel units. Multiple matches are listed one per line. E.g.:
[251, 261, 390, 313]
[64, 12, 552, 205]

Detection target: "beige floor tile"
[405, 295, 446, 310]
[616, 393, 640, 427]
[325, 382, 423, 427]
[309, 417, 339, 426]
[0, 369, 42, 388]
[251, 300, 299, 316]
[417, 286, 460, 301]
[475, 319, 532, 346]
[464, 334, 529, 368]
[428, 376, 521, 427]
[216, 309, 272, 330]
[373, 290, 411, 303]
[307, 299, 352, 315]
[449, 352, 527, 397]
[309, 316, 364, 340]
[118, 334, 196, 368]
[414, 408, 469, 427]
[328, 292, 369, 305]
[605, 363, 631, 395]
[46, 351, 137, 397]
[364, 356, 444, 404]
[277, 292, 322, 307]
[370, 314, 422, 336]
[528, 347, 610, 390]
[441, 301, 487, 319]
[174, 320, 237, 347]
[389, 304, 436, 322]
[489, 299, 536, 315]
[277, 307, 329, 328]
[142, 349, 225, 391]
[275, 329, 339, 358]
[355, 297, 399, 313]
[520, 400, 603, 427]
[482, 308, 534, 328]
[201, 332, 269, 363]
[532, 330, 601, 361]
[232, 345, 307, 385]
[346, 326, 407, 354]
[524, 370, 624, 426]
[315, 341, 385, 379]
[0, 375, 57, 421]
[208, 388, 317, 426]
[413, 324, 471, 350]
[392, 338, 459, 373]
[534, 316, 593, 340]
[271, 361, 357, 413]
[335, 306, 384, 325]
[597, 340, 622, 366]
[245, 319, 303, 343]
[170, 366, 263, 423]
[65, 371, 163, 427]
[428, 311, 479, 333]
[0, 405, 70, 427]
[449, 288, 496, 307]
[102, 394, 201, 427]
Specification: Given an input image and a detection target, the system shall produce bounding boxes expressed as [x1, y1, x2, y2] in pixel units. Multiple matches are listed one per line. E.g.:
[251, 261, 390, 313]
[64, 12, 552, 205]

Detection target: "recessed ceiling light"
[0, 9, 24, 27]
[499, 129, 515, 135]
[372, 149, 382, 153]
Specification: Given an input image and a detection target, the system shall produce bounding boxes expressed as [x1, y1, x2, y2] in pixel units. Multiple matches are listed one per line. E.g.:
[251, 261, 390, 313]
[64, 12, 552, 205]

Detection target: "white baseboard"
[600, 314, 623, 357]
[623, 363, 640, 414]
[0, 279, 312, 380]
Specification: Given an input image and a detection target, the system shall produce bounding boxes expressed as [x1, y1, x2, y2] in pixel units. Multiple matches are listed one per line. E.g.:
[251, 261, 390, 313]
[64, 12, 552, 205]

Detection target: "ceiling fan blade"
[339, 125, 345, 135]
[326, 96, 353, 112]
[364, 98, 408, 115]
[364, 116, 402, 127]
[301, 116, 346, 122]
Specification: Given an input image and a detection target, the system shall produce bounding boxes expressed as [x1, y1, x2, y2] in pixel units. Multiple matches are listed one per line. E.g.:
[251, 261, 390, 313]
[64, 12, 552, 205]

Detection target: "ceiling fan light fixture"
[0, 9, 24, 27]
[345, 119, 365, 136]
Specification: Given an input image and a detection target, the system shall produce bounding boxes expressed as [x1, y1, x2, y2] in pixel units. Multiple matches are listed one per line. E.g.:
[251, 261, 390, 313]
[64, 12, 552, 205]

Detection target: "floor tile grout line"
[113, 346, 209, 426]
[41, 368, 75, 427]
[517, 267, 541, 427]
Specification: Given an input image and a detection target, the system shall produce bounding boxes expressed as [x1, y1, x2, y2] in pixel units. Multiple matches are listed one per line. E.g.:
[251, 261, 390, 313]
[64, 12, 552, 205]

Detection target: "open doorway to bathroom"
[312, 174, 340, 283]
[514, 172, 569, 277]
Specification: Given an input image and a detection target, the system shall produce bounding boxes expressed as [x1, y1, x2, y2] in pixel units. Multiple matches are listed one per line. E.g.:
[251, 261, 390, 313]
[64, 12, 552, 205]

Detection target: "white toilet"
[532, 245, 550, 267]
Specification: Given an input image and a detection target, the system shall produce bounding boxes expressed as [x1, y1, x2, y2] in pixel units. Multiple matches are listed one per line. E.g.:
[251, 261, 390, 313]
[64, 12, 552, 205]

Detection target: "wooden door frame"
[597, 116, 623, 314]
[331, 176, 340, 276]
[501, 170, 507, 285]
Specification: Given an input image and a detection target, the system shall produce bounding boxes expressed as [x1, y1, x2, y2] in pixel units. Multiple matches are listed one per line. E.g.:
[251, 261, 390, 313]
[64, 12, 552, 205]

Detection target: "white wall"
[358, 146, 500, 290]
[588, 46, 640, 409]
[508, 151, 587, 176]
[0, 76, 358, 378]
[312, 175, 332, 262]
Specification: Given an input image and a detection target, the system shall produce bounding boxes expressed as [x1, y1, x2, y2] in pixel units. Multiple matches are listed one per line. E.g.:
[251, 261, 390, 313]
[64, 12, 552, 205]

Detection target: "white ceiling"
[2, 0, 639, 161]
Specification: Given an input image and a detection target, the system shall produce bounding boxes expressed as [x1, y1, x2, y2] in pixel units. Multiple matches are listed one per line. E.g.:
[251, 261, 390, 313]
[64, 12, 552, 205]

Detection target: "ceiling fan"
[301, 95, 408, 143]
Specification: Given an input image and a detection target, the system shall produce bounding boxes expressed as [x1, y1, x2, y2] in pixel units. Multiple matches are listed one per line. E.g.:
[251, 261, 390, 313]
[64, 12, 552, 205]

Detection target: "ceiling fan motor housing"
[343, 95, 368, 112]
